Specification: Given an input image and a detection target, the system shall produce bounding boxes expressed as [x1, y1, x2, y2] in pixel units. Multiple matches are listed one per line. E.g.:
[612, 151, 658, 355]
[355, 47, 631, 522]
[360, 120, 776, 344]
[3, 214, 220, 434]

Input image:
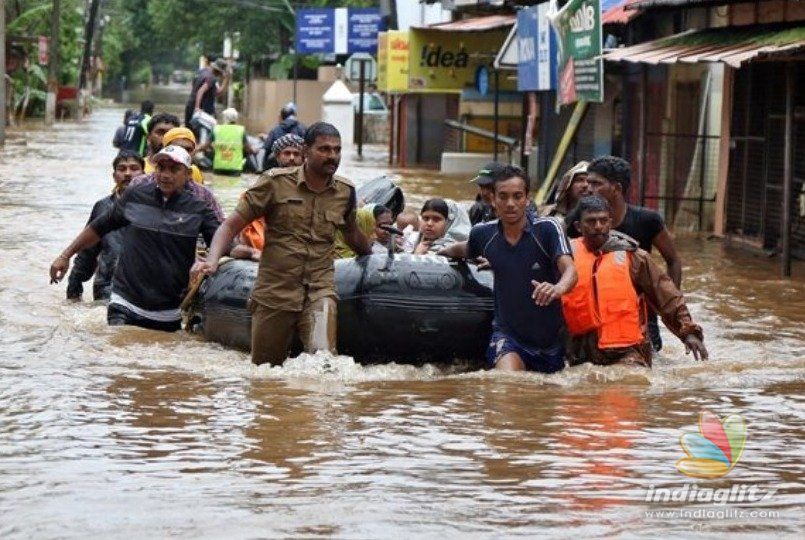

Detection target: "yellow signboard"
[377, 31, 410, 93]
[408, 29, 514, 93]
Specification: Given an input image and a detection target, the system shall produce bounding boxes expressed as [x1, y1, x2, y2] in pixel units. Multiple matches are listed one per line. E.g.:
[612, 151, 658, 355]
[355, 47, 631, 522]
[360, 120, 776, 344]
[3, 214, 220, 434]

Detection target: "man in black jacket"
[50, 146, 221, 331]
[66, 151, 144, 301]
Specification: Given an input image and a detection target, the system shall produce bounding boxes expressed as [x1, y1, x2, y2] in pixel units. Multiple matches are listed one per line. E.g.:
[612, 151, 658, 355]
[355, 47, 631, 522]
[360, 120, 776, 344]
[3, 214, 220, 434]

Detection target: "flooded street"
[0, 106, 803, 537]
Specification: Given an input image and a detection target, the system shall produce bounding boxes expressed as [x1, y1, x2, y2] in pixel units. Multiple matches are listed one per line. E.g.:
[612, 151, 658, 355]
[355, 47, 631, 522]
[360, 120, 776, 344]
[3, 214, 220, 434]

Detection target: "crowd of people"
[50, 58, 709, 372]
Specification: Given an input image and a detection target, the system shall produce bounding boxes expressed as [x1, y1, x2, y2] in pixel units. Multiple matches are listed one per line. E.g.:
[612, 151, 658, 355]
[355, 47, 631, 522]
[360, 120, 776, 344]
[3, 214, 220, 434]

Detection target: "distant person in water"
[142, 113, 181, 173]
[263, 102, 307, 170]
[112, 109, 134, 149]
[66, 151, 144, 301]
[562, 196, 707, 367]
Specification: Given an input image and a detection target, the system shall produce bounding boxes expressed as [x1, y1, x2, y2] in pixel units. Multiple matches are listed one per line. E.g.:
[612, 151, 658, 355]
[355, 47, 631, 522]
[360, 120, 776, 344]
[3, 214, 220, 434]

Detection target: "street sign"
[345, 53, 377, 82]
[296, 9, 336, 54]
[516, 5, 557, 91]
[296, 8, 385, 55]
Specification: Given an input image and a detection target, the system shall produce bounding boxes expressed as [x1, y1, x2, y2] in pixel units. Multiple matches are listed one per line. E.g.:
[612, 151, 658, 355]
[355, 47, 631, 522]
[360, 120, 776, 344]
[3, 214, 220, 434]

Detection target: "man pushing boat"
[191, 122, 372, 365]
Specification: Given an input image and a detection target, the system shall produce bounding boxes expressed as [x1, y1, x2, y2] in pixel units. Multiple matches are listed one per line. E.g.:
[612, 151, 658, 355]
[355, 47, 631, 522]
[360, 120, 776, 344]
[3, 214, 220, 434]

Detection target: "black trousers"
[107, 303, 181, 332]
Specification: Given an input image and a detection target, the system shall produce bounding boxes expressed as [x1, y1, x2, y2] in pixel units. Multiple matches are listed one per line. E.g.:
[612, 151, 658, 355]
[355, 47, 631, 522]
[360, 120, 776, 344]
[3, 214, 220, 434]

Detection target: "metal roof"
[603, 0, 644, 24]
[626, 0, 740, 9]
[421, 14, 516, 32]
[603, 25, 805, 67]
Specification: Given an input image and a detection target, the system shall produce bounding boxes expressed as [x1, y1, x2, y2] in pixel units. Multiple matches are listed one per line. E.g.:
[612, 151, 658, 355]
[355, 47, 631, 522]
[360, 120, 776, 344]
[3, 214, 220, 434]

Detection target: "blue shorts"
[486, 331, 565, 373]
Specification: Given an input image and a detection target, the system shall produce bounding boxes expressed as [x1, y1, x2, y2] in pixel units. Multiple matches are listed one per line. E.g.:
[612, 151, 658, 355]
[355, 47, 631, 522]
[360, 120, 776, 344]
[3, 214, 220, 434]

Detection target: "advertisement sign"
[516, 7, 539, 91]
[408, 29, 513, 93]
[377, 31, 410, 92]
[548, 0, 603, 105]
[296, 7, 384, 55]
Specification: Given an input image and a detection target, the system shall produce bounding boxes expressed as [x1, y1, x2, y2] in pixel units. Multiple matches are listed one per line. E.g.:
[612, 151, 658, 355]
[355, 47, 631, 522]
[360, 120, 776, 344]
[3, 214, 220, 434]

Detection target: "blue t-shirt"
[467, 215, 572, 350]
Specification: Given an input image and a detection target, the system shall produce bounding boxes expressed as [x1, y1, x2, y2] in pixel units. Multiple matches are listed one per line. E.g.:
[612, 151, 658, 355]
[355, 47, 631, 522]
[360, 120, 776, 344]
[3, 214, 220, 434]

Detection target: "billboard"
[408, 29, 514, 93]
[296, 8, 385, 55]
[377, 31, 410, 93]
[548, 0, 603, 105]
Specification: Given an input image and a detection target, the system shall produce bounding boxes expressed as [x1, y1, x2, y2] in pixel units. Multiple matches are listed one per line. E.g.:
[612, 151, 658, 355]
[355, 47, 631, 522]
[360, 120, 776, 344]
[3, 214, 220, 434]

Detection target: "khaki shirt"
[235, 165, 356, 311]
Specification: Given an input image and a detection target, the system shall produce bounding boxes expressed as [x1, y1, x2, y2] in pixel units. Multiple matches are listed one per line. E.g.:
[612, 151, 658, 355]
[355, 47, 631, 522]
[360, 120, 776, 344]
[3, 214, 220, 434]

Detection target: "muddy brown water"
[0, 106, 803, 538]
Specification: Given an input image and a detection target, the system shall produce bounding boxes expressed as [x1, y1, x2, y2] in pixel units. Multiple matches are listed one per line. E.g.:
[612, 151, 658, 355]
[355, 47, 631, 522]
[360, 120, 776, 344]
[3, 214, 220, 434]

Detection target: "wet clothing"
[564, 232, 703, 367]
[263, 117, 306, 170]
[107, 302, 181, 332]
[467, 215, 572, 370]
[66, 194, 123, 301]
[184, 67, 217, 125]
[90, 182, 220, 328]
[112, 126, 126, 149]
[335, 207, 374, 258]
[239, 218, 265, 251]
[235, 165, 357, 312]
[487, 330, 565, 373]
[129, 173, 224, 222]
[566, 204, 667, 350]
[249, 297, 337, 366]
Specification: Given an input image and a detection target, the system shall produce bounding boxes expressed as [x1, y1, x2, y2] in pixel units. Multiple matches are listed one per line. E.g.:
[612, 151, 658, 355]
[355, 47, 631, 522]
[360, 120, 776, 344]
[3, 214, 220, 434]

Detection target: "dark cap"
[471, 162, 505, 186]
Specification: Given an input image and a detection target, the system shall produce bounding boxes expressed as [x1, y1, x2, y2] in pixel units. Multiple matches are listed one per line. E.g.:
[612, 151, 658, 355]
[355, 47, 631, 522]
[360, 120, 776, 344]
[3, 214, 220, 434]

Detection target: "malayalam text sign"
[548, 0, 603, 105]
[377, 31, 410, 92]
[296, 7, 384, 54]
[296, 9, 335, 54]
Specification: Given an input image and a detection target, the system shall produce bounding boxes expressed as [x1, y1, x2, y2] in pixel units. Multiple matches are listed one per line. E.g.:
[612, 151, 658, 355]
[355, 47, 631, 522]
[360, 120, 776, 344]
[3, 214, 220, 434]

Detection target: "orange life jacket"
[562, 238, 645, 349]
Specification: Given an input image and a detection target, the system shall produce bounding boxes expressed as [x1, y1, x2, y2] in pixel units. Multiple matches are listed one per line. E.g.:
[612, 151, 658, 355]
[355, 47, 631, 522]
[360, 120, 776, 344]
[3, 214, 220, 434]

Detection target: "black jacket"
[90, 182, 220, 311]
[67, 194, 124, 301]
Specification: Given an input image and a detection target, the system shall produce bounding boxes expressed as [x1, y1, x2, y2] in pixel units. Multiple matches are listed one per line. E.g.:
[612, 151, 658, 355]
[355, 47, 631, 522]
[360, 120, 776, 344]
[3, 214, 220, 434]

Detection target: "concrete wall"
[242, 79, 333, 134]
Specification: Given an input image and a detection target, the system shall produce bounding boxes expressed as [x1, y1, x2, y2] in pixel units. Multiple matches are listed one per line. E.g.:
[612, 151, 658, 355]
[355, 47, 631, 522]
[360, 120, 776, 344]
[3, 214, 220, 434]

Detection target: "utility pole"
[0, 0, 7, 146]
[78, 0, 101, 116]
[45, 0, 61, 125]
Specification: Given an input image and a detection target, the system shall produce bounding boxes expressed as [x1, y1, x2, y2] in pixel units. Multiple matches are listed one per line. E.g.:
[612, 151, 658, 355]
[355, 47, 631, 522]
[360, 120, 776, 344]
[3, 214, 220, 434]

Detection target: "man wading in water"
[562, 196, 708, 366]
[440, 165, 577, 372]
[50, 146, 220, 331]
[192, 122, 372, 365]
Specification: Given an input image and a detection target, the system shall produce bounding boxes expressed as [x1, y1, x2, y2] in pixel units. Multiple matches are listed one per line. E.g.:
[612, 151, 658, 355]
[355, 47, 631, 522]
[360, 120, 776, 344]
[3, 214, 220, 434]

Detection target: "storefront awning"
[603, 25, 805, 67]
[421, 14, 516, 32]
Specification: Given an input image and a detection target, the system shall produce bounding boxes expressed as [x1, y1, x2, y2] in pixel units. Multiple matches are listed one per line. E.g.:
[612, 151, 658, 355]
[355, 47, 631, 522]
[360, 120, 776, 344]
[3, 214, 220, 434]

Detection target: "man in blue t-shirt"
[440, 165, 577, 372]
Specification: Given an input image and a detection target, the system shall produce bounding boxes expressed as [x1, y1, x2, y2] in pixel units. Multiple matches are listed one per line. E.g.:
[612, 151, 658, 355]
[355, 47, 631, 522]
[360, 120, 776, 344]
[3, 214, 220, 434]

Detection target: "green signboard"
[548, 0, 603, 106]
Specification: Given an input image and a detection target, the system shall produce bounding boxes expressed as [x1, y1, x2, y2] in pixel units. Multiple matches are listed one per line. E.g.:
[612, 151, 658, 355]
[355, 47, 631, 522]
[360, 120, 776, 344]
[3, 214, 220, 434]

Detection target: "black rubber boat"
[189, 175, 494, 363]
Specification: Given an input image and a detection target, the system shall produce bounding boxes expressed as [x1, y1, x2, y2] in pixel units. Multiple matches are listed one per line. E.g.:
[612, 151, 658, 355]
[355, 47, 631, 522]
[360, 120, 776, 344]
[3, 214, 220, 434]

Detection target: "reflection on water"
[0, 106, 803, 537]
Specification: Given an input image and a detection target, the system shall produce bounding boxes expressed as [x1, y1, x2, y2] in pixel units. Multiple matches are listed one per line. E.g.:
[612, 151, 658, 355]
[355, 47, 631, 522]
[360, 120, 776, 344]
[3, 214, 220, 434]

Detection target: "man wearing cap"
[263, 102, 307, 170]
[131, 126, 224, 222]
[468, 162, 503, 226]
[50, 146, 221, 331]
[199, 108, 257, 175]
[144, 125, 205, 184]
[193, 122, 372, 365]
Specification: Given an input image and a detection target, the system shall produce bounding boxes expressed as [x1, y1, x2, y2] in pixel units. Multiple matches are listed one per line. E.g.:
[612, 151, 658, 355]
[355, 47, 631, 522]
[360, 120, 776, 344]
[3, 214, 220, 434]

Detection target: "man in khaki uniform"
[193, 122, 372, 365]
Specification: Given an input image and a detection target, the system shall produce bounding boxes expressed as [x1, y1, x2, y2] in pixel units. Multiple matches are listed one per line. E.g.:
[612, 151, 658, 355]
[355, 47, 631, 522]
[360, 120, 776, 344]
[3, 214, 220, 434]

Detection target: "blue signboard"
[296, 7, 384, 55]
[347, 8, 385, 54]
[296, 9, 335, 54]
[516, 4, 557, 91]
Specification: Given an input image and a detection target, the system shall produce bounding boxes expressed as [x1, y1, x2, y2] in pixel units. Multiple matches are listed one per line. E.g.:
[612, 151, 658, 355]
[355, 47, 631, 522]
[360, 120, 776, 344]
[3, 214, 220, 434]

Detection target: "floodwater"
[0, 105, 803, 538]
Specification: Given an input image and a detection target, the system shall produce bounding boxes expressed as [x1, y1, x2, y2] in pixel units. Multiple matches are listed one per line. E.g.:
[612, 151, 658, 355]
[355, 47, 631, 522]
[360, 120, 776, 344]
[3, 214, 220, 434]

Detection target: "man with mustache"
[562, 195, 707, 367]
[193, 122, 372, 365]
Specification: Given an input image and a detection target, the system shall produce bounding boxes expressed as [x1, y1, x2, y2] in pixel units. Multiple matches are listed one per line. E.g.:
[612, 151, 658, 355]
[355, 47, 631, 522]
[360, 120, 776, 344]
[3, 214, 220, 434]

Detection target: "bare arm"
[192, 213, 248, 277]
[437, 241, 468, 259]
[532, 254, 577, 306]
[49, 226, 102, 283]
[194, 81, 210, 110]
[653, 228, 682, 288]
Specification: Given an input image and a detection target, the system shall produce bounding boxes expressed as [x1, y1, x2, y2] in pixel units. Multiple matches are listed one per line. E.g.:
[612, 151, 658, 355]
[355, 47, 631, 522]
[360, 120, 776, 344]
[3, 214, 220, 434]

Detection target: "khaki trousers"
[249, 297, 337, 366]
